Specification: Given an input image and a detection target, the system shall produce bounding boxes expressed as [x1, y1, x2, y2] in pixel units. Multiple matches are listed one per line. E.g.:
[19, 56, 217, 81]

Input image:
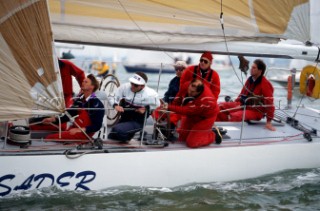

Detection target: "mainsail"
[0, 0, 64, 121]
[48, 0, 318, 60]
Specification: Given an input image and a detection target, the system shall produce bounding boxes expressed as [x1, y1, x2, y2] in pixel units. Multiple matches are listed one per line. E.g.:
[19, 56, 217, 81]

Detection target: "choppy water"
[2, 63, 320, 210]
[1, 168, 320, 210]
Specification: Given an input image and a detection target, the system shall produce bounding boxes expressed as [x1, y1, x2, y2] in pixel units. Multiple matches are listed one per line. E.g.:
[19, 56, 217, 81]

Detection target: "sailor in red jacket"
[216, 59, 276, 131]
[180, 52, 220, 100]
[162, 79, 219, 148]
[59, 59, 86, 108]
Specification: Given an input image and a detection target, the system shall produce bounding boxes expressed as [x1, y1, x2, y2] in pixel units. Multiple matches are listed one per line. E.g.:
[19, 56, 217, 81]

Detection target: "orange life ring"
[299, 65, 320, 98]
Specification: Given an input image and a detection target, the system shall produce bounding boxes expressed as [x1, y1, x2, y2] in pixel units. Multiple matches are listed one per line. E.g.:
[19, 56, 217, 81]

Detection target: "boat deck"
[0, 107, 319, 156]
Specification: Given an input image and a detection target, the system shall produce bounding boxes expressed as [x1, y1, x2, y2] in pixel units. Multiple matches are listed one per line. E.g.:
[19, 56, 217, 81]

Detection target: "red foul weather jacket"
[168, 83, 219, 148]
[235, 75, 275, 121]
[180, 65, 220, 100]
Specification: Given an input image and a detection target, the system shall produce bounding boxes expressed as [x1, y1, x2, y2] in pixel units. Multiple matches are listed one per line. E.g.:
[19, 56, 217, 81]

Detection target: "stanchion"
[286, 75, 292, 109]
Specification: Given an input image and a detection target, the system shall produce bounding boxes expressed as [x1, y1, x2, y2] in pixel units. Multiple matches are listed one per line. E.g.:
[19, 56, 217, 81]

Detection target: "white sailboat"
[0, 0, 320, 198]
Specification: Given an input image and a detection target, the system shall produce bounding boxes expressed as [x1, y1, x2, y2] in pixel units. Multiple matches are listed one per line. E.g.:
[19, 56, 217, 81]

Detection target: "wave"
[1, 168, 320, 210]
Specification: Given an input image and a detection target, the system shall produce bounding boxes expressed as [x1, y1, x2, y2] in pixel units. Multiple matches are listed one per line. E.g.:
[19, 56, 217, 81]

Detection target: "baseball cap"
[129, 73, 146, 85]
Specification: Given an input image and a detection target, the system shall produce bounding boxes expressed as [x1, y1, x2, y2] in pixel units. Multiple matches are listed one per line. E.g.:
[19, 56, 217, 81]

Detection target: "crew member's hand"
[161, 103, 168, 110]
[115, 105, 124, 113]
[69, 128, 84, 135]
[135, 107, 146, 114]
[265, 121, 276, 131]
[42, 117, 55, 124]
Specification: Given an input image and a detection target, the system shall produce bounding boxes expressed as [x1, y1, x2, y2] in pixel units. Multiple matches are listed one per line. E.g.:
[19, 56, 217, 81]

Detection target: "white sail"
[48, 0, 319, 60]
[0, 0, 64, 121]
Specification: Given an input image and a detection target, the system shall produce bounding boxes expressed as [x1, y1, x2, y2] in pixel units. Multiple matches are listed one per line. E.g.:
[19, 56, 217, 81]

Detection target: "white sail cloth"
[0, 0, 64, 121]
[49, 0, 311, 50]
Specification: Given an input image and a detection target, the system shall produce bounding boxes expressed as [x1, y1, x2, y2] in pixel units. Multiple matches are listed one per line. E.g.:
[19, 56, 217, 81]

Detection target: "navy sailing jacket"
[163, 76, 180, 103]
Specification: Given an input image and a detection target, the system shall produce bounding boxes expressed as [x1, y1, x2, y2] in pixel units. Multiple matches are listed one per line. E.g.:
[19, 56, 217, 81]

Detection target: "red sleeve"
[168, 89, 217, 116]
[210, 70, 220, 99]
[168, 101, 211, 116]
[69, 62, 85, 87]
[179, 66, 194, 90]
[235, 80, 249, 102]
[261, 79, 275, 121]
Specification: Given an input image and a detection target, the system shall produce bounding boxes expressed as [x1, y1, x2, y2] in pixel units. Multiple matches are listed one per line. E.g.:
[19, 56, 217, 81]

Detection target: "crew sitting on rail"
[216, 59, 276, 131]
[42, 74, 105, 141]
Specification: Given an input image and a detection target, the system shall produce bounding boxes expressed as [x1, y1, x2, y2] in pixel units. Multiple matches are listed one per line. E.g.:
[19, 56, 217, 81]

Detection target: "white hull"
[1, 106, 320, 197]
[1, 141, 320, 197]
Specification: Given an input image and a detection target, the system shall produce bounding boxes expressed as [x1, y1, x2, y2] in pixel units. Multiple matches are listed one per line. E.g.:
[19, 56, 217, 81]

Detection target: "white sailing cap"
[129, 73, 146, 85]
[173, 60, 187, 68]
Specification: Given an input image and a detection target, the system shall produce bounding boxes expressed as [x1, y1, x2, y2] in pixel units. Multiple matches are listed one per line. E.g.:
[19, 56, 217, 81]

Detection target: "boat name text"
[0, 170, 96, 197]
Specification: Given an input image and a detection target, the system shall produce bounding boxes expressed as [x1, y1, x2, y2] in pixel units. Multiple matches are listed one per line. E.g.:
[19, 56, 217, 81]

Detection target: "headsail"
[49, 0, 313, 54]
[0, 0, 64, 121]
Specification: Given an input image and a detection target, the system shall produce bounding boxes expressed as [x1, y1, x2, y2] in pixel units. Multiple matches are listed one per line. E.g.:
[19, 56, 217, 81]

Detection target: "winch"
[8, 125, 31, 146]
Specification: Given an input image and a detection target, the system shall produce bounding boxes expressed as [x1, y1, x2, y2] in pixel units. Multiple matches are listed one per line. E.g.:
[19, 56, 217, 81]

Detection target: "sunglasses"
[175, 67, 184, 72]
[130, 82, 139, 87]
[200, 59, 209, 64]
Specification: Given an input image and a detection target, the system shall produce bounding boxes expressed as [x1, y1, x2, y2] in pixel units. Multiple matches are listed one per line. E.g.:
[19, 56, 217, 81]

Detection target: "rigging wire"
[217, 0, 319, 134]
[116, 0, 174, 61]
[218, 0, 268, 104]
[219, 0, 246, 90]
[116, 0, 225, 95]
[218, 0, 277, 122]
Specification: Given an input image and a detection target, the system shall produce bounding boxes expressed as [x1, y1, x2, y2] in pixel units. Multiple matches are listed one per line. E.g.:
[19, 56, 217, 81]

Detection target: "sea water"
[1, 64, 320, 210]
[1, 169, 320, 210]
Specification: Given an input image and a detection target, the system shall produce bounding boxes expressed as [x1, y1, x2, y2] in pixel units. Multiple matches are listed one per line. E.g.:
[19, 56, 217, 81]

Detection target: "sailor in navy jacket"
[44, 74, 105, 141]
[163, 60, 187, 103]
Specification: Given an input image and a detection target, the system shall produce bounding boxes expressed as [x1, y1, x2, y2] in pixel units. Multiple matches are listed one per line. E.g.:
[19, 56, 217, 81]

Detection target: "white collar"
[80, 94, 92, 102]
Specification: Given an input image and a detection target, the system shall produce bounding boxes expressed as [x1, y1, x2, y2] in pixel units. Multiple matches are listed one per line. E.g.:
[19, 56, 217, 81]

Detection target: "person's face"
[250, 63, 262, 78]
[199, 57, 211, 70]
[175, 66, 184, 77]
[187, 81, 202, 97]
[130, 82, 144, 93]
[81, 78, 93, 92]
